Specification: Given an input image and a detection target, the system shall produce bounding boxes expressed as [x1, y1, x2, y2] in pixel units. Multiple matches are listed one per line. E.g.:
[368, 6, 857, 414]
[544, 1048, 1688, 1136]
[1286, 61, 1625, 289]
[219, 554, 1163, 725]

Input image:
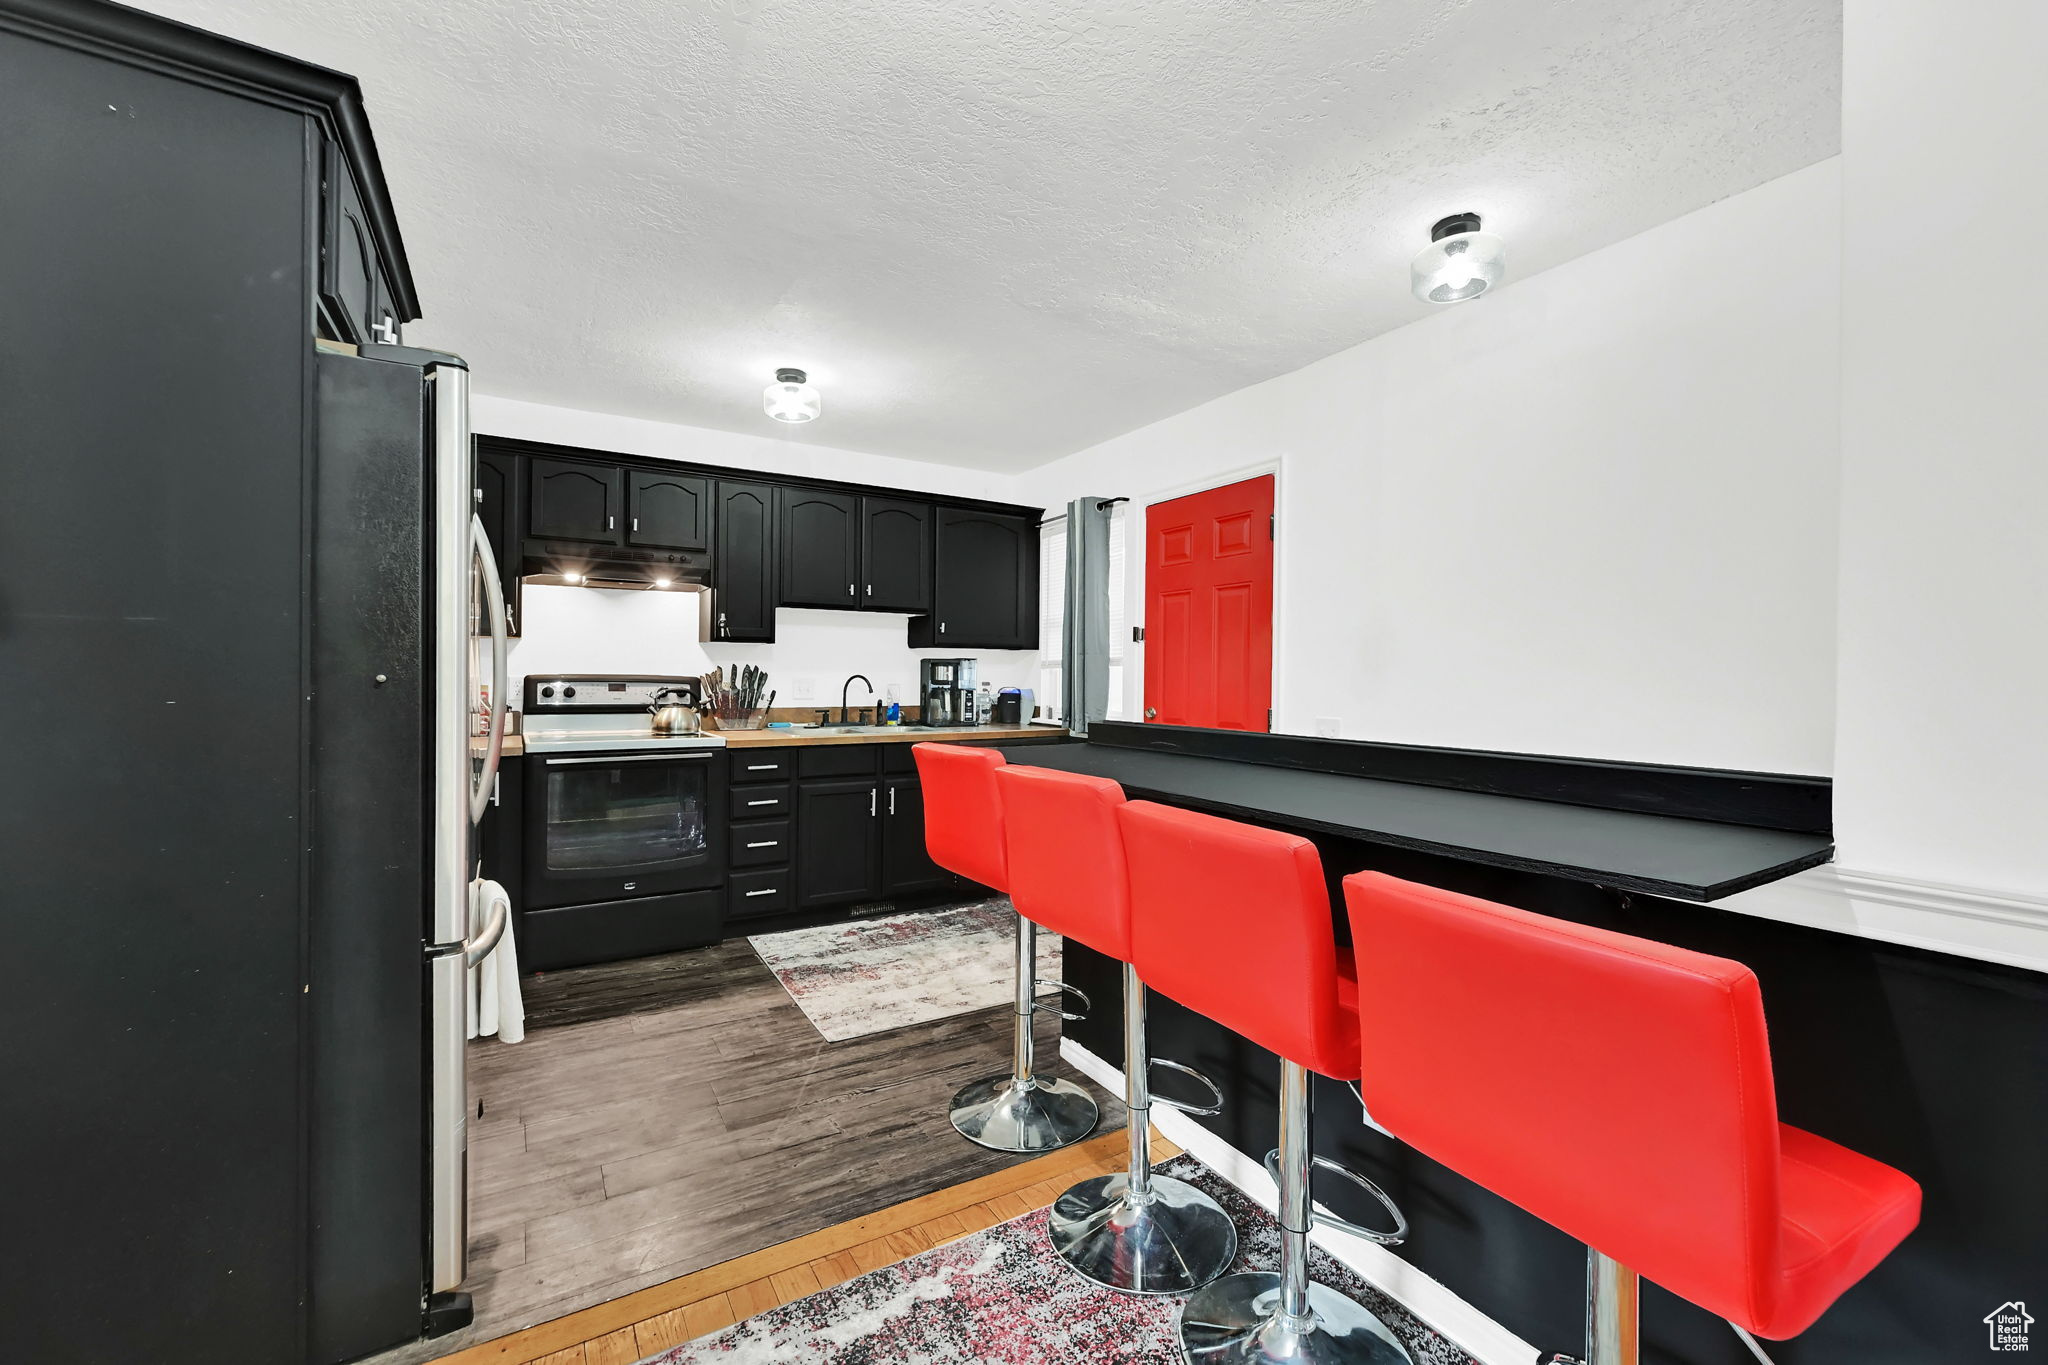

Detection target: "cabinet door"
[713, 480, 776, 642]
[628, 469, 709, 550]
[473, 448, 523, 636]
[777, 487, 860, 608]
[794, 778, 879, 908]
[911, 508, 1039, 648]
[529, 457, 623, 544]
[880, 775, 951, 896]
[860, 497, 932, 612]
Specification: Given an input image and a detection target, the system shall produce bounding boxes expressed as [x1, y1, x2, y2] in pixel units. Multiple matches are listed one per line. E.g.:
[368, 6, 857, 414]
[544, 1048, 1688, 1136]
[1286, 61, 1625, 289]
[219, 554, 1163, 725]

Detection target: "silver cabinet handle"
[939, 621, 946, 634]
[607, 515, 615, 530]
[491, 771, 501, 807]
[744, 887, 777, 898]
[745, 840, 779, 849]
[847, 582, 854, 597]
[870, 787, 877, 817]
[746, 798, 778, 807]
[888, 787, 896, 816]
[866, 583, 873, 596]
[745, 763, 778, 770]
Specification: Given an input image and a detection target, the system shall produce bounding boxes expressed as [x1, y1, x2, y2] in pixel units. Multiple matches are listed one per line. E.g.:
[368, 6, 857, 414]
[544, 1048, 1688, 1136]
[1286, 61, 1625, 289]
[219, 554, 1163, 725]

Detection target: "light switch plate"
[1314, 717, 1341, 738]
[791, 678, 816, 700]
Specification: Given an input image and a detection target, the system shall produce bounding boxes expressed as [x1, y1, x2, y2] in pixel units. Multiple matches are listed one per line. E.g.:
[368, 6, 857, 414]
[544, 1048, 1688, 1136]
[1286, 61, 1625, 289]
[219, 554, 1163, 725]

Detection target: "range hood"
[519, 540, 711, 590]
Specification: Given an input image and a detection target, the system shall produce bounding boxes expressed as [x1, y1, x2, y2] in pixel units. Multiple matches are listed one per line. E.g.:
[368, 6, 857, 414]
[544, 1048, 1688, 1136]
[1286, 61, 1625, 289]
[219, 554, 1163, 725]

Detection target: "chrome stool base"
[1179, 1274, 1414, 1365]
[948, 1073, 1098, 1152]
[1049, 1172, 1238, 1295]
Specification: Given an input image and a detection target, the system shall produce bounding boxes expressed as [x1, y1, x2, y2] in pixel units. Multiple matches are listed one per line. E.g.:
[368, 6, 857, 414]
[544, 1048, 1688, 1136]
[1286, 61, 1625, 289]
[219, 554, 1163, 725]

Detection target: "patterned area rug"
[641, 1155, 1475, 1365]
[748, 898, 1063, 1042]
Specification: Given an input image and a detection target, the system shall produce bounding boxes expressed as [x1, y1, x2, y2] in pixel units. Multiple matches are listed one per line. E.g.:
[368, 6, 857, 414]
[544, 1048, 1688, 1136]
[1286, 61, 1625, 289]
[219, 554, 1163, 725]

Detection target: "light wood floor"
[383, 938, 1124, 1362]
[429, 1127, 1171, 1365]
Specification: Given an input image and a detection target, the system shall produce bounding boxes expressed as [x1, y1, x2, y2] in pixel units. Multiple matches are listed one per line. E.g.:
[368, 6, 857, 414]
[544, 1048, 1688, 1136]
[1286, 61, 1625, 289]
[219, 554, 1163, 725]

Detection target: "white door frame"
[1122, 458, 1286, 729]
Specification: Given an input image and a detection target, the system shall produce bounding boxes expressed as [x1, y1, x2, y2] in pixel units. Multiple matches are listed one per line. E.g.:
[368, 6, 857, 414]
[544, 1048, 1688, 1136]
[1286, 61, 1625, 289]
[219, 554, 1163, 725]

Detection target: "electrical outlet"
[1315, 717, 1341, 738]
[791, 677, 816, 700]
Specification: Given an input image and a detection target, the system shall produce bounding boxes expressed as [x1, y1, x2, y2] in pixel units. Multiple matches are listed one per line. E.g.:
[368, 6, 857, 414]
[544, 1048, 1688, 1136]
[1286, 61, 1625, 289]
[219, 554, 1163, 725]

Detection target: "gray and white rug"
[748, 898, 1061, 1042]
[641, 1155, 1475, 1365]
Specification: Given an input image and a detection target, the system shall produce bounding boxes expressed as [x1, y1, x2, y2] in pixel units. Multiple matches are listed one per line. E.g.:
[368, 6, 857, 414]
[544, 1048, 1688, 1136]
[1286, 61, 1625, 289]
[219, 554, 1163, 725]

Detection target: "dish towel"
[467, 879, 524, 1044]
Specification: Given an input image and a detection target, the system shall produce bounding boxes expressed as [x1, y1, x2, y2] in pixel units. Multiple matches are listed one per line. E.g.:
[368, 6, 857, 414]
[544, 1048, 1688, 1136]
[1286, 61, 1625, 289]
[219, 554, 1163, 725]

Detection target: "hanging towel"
[467, 879, 524, 1044]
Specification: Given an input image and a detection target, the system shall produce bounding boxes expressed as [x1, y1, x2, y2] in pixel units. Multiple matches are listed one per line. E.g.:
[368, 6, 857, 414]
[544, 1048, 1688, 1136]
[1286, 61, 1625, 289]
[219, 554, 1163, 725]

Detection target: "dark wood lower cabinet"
[881, 775, 951, 895]
[794, 776, 881, 908]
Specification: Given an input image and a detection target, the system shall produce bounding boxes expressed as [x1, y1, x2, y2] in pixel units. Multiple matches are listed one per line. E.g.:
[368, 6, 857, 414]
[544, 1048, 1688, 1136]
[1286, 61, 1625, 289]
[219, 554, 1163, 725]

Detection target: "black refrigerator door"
[306, 351, 431, 1363]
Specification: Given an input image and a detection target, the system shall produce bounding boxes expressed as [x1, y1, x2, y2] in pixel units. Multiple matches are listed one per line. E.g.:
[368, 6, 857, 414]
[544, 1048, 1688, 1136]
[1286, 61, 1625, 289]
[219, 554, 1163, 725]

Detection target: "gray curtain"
[1061, 496, 1114, 736]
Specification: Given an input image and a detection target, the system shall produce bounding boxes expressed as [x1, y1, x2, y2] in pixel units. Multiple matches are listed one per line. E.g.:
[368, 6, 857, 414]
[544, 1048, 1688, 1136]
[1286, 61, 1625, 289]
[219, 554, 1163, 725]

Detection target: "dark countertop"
[1020, 742, 1832, 901]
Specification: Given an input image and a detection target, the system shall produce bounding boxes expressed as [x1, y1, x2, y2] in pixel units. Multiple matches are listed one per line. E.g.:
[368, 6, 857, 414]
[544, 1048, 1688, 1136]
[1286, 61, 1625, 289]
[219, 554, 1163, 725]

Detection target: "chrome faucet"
[840, 674, 875, 726]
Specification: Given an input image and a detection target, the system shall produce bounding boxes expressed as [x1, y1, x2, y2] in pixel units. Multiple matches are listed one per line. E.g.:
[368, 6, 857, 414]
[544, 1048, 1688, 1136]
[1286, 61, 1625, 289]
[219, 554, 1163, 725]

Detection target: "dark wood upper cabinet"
[626, 469, 709, 551]
[528, 457, 622, 545]
[860, 498, 933, 613]
[793, 777, 880, 908]
[713, 480, 776, 642]
[910, 508, 1039, 649]
[317, 139, 397, 346]
[473, 448, 523, 636]
[777, 488, 860, 608]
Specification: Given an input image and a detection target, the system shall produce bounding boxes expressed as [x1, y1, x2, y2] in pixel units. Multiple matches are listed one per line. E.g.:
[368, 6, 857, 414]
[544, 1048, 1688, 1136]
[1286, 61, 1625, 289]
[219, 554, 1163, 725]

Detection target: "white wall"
[478, 396, 1040, 708]
[1017, 159, 1843, 775]
[1830, 1, 2048, 894]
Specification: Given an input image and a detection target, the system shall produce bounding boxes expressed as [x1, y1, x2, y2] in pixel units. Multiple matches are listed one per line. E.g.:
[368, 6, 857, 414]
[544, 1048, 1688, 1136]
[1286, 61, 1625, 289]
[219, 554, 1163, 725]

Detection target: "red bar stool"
[913, 743, 1097, 1152]
[1342, 872, 1922, 1365]
[1120, 801, 1414, 1365]
[997, 765, 1238, 1295]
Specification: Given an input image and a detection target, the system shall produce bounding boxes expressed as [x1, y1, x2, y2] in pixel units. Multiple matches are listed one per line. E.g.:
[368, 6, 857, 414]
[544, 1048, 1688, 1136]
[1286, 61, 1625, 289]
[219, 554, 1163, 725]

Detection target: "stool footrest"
[1262, 1148, 1409, 1247]
[1146, 1056, 1225, 1117]
[1033, 978, 1090, 1021]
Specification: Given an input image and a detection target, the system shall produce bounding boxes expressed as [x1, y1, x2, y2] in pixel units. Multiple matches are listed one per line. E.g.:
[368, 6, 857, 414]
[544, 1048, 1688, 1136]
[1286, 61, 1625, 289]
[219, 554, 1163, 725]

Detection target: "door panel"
[628, 470, 708, 550]
[860, 497, 932, 612]
[777, 488, 859, 607]
[1143, 475, 1273, 731]
[529, 458, 622, 544]
[880, 776, 950, 895]
[912, 508, 1037, 647]
[713, 480, 776, 641]
[795, 778, 879, 907]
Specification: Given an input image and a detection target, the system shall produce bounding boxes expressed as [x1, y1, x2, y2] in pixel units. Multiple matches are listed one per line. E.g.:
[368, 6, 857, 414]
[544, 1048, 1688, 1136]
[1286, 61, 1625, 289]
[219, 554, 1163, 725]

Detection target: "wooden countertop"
[715, 724, 1067, 748]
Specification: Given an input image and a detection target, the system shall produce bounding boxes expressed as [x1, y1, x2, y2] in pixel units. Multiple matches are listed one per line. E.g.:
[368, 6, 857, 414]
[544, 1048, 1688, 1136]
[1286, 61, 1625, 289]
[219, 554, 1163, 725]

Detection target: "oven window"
[543, 761, 708, 873]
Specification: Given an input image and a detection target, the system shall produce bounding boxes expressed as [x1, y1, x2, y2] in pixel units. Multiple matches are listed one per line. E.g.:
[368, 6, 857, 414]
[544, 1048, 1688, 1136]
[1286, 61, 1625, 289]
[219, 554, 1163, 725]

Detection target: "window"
[1038, 516, 1067, 719]
[1105, 501, 1128, 717]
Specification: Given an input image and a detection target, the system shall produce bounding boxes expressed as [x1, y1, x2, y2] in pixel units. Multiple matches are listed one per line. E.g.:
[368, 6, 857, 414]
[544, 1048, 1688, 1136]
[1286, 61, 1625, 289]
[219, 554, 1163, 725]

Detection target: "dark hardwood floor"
[377, 936, 1123, 1363]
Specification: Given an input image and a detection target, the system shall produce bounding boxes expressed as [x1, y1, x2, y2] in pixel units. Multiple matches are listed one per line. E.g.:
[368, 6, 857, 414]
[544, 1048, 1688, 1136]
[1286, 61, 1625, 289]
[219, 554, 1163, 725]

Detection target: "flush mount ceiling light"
[763, 367, 821, 424]
[1411, 212, 1506, 304]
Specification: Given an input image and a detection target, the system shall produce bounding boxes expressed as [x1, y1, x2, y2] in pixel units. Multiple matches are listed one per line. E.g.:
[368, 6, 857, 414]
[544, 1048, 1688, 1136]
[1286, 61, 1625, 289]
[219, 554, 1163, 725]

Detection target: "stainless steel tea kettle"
[648, 686, 702, 736]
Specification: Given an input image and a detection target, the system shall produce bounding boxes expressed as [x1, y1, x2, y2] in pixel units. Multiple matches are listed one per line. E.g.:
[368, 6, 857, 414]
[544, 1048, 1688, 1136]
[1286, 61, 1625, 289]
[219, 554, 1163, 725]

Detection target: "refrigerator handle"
[469, 513, 509, 828]
[464, 883, 509, 967]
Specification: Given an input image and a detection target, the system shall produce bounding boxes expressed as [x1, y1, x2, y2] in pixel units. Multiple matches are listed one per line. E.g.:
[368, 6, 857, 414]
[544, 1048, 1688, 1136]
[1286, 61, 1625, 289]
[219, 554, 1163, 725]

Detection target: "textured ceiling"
[136, 0, 1839, 470]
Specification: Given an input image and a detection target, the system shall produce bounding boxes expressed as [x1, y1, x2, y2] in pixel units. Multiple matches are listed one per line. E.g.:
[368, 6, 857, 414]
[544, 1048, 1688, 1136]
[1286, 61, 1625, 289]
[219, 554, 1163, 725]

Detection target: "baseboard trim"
[1707, 864, 2048, 974]
[1059, 1038, 1538, 1365]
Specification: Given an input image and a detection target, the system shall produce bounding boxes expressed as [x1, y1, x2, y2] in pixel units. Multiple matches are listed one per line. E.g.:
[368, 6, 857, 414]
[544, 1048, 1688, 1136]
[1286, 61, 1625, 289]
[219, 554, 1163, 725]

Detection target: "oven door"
[524, 750, 726, 908]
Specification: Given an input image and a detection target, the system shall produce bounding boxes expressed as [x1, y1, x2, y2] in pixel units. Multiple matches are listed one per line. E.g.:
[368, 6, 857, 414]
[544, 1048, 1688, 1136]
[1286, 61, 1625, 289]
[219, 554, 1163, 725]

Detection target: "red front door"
[1143, 475, 1274, 731]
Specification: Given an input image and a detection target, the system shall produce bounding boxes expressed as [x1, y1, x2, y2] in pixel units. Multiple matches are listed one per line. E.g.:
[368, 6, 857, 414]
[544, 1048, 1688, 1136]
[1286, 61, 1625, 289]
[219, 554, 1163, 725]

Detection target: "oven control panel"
[523, 675, 701, 713]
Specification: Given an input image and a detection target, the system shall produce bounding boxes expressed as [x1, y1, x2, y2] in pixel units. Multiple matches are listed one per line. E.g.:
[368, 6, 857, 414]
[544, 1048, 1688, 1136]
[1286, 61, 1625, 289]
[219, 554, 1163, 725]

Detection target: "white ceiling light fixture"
[1411, 212, 1506, 304]
[763, 367, 822, 424]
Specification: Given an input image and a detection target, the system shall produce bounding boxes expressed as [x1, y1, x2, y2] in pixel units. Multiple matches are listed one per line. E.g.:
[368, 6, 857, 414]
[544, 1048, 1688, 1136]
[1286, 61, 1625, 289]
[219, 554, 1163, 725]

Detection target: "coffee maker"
[919, 658, 978, 727]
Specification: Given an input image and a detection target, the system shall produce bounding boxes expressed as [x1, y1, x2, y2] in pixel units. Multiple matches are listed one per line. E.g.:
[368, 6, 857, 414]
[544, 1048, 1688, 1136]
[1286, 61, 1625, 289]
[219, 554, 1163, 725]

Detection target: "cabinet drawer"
[731, 784, 791, 819]
[729, 868, 792, 915]
[730, 819, 791, 868]
[730, 752, 794, 784]
[797, 744, 881, 778]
